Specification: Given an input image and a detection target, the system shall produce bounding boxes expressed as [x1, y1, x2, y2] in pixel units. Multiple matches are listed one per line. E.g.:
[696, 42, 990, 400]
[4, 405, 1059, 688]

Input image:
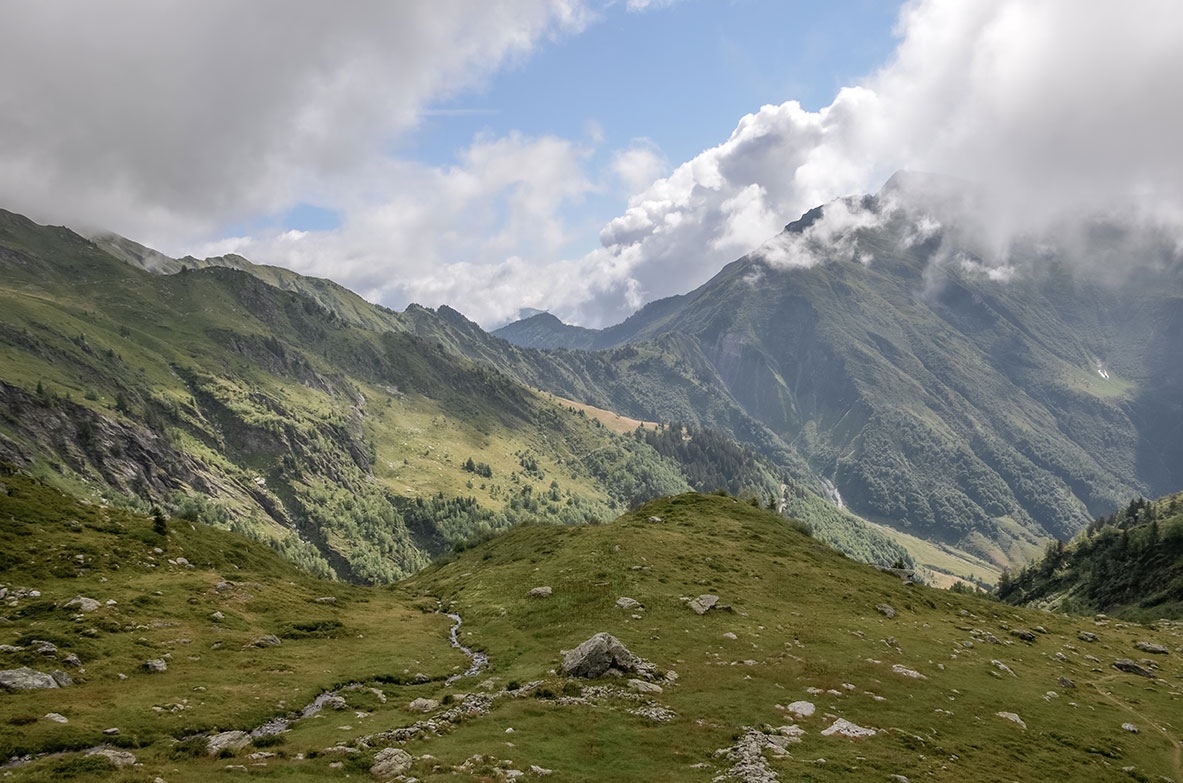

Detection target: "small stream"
[444, 611, 489, 685]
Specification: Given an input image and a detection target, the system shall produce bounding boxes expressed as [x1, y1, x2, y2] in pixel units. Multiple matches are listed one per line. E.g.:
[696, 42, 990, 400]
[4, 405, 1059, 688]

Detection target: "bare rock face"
[0, 667, 60, 690]
[370, 747, 413, 778]
[562, 633, 653, 679]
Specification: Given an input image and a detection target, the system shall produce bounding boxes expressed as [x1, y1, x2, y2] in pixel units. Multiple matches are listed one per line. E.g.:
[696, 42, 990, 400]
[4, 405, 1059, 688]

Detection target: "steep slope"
[4, 479, 1182, 782]
[1000, 491, 1183, 621]
[493, 184, 1183, 569]
[0, 209, 906, 582]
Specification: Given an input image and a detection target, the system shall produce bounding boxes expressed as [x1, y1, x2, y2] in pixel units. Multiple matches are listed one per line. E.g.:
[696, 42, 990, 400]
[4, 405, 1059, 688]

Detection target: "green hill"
[1000, 492, 1183, 622]
[3, 475, 1182, 781]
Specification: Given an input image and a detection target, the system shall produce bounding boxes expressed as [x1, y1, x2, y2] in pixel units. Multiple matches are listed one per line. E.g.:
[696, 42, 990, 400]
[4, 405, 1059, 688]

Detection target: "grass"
[3, 483, 1183, 781]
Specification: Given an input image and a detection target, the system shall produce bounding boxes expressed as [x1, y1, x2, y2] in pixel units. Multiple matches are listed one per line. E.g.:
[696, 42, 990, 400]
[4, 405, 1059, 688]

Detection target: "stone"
[991, 659, 1017, 677]
[628, 678, 663, 694]
[821, 718, 876, 738]
[787, 700, 815, 718]
[207, 730, 252, 755]
[51, 670, 73, 687]
[408, 697, 439, 713]
[65, 595, 101, 613]
[103, 727, 120, 735]
[876, 603, 896, 619]
[248, 635, 282, 648]
[1122, 722, 1139, 733]
[1057, 675, 1076, 689]
[722, 632, 738, 640]
[648, 516, 663, 523]
[1113, 658, 1156, 678]
[211, 611, 224, 621]
[688, 594, 719, 615]
[891, 664, 927, 680]
[370, 747, 413, 778]
[527, 586, 553, 599]
[63, 653, 82, 668]
[215, 581, 234, 592]
[616, 597, 641, 610]
[778, 724, 806, 742]
[1078, 631, 1098, 643]
[0, 667, 60, 690]
[323, 695, 348, 710]
[529, 764, 553, 776]
[87, 747, 137, 768]
[143, 658, 168, 672]
[314, 596, 337, 604]
[44, 712, 68, 723]
[562, 632, 652, 679]
[1135, 641, 1169, 655]
[996, 712, 1026, 729]
[1012, 629, 1036, 642]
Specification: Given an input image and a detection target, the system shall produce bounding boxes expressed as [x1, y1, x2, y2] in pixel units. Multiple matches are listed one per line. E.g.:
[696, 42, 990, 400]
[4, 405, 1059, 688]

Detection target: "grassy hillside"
[4, 478, 1182, 781]
[0, 209, 907, 582]
[1000, 492, 1183, 622]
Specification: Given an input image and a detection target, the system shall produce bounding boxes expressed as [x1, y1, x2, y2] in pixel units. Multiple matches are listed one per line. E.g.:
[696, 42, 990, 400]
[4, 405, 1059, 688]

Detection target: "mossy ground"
[3, 481, 1181, 781]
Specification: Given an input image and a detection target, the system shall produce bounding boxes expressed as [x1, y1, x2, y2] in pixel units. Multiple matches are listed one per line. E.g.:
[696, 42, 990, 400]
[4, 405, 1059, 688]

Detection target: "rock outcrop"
[562, 633, 654, 679]
[0, 667, 61, 690]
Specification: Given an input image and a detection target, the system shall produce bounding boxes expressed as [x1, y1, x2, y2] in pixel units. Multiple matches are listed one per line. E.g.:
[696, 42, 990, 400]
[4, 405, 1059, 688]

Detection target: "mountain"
[493, 178, 1183, 571]
[1000, 491, 1183, 621]
[3, 476, 1182, 781]
[0, 208, 907, 584]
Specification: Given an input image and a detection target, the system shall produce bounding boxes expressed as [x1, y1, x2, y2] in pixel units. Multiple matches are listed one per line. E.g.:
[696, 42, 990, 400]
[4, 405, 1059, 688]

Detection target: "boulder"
[1135, 641, 1169, 655]
[323, 695, 348, 711]
[0, 667, 60, 690]
[1078, 631, 1098, 642]
[647, 516, 663, 523]
[65, 596, 101, 613]
[87, 747, 137, 768]
[408, 697, 439, 713]
[996, 711, 1027, 729]
[143, 658, 168, 673]
[370, 747, 413, 778]
[44, 712, 69, 723]
[562, 632, 651, 679]
[1012, 629, 1036, 642]
[1113, 658, 1156, 678]
[876, 603, 896, 619]
[821, 718, 876, 738]
[786, 700, 815, 718]
[688, 594, 718, 615]
[1122, 722, 1139, 733]
[1057, 675, 1076, 689]
[616, 597, 641, 610]
[527, 586, 552, 599]
[51, 670, 73, 687]
[248, 635, 282, 648]
[206, 730, 252, 755]
[891, 664, 927, 680]
[628, 678, 663, 694]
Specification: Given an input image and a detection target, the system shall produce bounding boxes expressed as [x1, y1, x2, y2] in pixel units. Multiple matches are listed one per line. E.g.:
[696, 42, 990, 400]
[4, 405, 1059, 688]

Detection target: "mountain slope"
[492, 184, 1183, 569]
[4, 478, 1182, 782]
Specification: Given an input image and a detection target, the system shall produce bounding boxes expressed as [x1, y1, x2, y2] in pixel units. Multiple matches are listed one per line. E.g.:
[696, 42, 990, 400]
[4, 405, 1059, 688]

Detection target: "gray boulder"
[616, 597, 641, 610]
[0, 667, 60, 690]
[206, 730, 252, 755]
[527, 586, 553, 599]
[51, 670, 73, 687]
[65, 596, 101, 613]
[688, 594, 718, 615]
[248, 635, 282, 648]
[1135, 641, 1169, 655]
[876, 603, 896, 619]
[143, 658, 168, 673]
[1113, 658, 1156, 678]
[371, 747, 413, 778]
[562, 632, 652, 679]
[1078, 631, 1098, 642]
[87, 747, 137, 768]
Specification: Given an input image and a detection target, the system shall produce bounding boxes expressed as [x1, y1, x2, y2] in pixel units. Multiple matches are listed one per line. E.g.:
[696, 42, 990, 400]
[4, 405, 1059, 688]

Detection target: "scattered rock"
[996, 712, 1026, 729]
[723, 632, 738, 640]
[562, 632, 654, 679]
[63, 653, 82, 668]
[715, 727, 783, 782]
[787, 700, 815, 718]
[206, 730, 252, 755]
[103, 727, 120, 735]
[51, 670, 73, 687]
[891, 664, 927, 680]
[1053, 652, 1068, 662]
[64, 595, 101, 613]
[991, 660, 1017, 677]
[821, 718, 876, 738]
[1135, 641, 1169, 655]
[628, 678, 663, 694]
[648, 516, 663, 523]
[527, 586, 552, 599]
[211, 611, 224, 621]
[616, 597, 641, 610]
[44, 712, 68, 723]
[248, 635, 282, 648]
[1113, 659, 1156, 678]
[0, 667, 60, 690]
[529, 764, 553, 776]
[87, 747, 137, 768]
[323, 695, 348, 711]
[314, 596, 337, 604]
[688, 594, 719, 615]
[1012, 629, 1036, 642]
[1057, 675, 1076, 689]
[408, 698, 439, 713]
[1078, 631, 1098, 643]
[1034, 625, 1048, 634]
[876, 603, 896, 619]
[215, 581, 234, 593]
[370, 747, 413, 778]
[1122, 722, 1139, 733]
[143, 658, 168, 673]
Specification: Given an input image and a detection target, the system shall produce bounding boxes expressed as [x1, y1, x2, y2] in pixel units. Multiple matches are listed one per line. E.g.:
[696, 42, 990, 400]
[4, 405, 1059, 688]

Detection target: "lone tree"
[152, 507, 168, 537]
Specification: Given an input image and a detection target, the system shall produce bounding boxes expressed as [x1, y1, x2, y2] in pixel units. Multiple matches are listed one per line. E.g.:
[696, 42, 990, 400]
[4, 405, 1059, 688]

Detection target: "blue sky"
[2, 1, 1181, 327]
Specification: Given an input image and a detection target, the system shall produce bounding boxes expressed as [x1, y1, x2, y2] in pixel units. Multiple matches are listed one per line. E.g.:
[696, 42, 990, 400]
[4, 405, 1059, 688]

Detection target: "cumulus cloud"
[575, 0, 1183, 325]
[0, 1, 590, 248]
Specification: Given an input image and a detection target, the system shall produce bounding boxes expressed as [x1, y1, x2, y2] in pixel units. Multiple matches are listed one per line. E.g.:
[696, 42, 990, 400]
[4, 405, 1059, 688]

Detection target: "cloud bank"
[1, 0, 1181, 327]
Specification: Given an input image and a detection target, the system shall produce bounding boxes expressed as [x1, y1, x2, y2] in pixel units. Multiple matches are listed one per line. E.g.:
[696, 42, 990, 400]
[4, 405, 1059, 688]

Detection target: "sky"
[1, 0, 1181, 328]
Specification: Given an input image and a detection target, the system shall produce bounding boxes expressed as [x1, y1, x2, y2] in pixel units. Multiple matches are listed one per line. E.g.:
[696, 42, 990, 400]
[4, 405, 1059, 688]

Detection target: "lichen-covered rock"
[370, 747, 413, 778]
[0, 667, 60, 690]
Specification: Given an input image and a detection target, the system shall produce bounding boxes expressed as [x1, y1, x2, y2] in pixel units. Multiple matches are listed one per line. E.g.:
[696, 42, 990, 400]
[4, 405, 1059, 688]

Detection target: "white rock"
[996, 711, 1026, 729]
[787, 700, 815, 718]
[628, 678, 663, 694]
[87, 747, 137, 768]
[370, 747, 413, 779]
[44, 712, 68, 723]
[65, 596, 101, 613]
[891, 664, 927, 679]
[527, 586, 552, 598]
[821, 718, 876, 738]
